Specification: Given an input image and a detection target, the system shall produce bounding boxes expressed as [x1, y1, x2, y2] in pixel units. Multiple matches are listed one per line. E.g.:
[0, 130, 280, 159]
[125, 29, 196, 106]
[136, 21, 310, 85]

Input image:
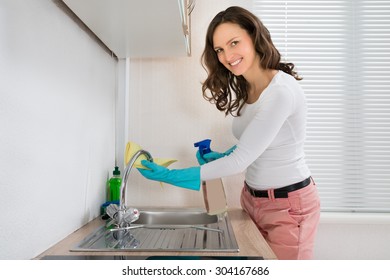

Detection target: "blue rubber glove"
[138, 160, 201, 191]
[196, 145, 237, 165]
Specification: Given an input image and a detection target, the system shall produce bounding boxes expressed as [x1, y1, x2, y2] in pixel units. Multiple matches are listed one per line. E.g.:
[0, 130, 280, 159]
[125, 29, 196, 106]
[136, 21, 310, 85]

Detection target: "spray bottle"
[194, 139, 228, 215]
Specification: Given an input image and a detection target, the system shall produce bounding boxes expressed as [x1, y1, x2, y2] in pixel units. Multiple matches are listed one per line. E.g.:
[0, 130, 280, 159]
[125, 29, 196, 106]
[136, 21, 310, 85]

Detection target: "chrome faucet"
[115, 149, 153, 228]
[120, 149, 153, 210]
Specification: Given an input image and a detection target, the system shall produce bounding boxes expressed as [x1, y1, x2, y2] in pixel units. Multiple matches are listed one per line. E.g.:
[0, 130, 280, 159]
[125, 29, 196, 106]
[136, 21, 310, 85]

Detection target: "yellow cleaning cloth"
[125, 141, 177, 169]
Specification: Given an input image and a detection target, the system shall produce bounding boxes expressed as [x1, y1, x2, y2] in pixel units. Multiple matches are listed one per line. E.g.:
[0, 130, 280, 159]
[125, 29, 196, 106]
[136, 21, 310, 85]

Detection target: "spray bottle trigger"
[194, 139, 212, 157]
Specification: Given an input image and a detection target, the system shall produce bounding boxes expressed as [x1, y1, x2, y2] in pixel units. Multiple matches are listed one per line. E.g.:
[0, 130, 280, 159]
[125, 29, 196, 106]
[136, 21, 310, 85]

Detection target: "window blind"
[253, 0, 390, 212]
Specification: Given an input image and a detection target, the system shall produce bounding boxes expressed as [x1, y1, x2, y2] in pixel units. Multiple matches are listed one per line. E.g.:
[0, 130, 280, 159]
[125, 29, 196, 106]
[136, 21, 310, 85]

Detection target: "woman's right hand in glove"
[196, 145, 236, 165]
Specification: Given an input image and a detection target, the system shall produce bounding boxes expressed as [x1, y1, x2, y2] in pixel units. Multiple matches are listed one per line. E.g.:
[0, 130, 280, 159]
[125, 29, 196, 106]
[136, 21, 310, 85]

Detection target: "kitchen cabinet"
[62, 0, 194, 58]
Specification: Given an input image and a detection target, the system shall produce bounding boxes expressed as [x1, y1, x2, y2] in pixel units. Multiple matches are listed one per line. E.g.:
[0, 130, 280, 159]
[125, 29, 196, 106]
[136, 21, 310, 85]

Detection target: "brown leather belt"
[245, 177, 312, 198]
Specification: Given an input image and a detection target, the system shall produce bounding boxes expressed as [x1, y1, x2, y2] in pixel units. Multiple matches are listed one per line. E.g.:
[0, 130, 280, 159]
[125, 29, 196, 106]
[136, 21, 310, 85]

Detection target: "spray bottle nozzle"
[194, 139, 212, 156]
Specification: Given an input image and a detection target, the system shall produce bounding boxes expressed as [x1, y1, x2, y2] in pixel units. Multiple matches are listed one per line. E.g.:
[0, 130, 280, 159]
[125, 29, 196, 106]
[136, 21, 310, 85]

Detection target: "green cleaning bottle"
[109, 166, 122, 202]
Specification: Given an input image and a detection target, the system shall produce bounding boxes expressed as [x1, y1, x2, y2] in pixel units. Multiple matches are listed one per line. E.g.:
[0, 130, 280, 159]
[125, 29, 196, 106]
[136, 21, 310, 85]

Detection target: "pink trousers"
[240, 178, 320, 260]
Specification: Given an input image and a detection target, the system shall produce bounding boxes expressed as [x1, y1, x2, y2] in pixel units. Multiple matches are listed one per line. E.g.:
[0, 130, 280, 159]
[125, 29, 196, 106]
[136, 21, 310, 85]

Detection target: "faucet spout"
[119, 149, 153, 212]
[105, 149, 152, 233]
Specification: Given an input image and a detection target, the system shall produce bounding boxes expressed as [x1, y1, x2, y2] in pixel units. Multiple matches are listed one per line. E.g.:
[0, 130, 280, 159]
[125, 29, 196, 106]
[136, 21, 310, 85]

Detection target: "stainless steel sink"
[71, 208, 239, 252]
[133, 208, 218, 225]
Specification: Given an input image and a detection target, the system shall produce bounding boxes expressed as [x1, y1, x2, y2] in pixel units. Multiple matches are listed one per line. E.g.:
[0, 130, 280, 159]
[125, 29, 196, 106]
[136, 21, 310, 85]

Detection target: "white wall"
[314, 214, 390, 260]
[126, 0, 390, 260]
[0, 0, 116, 259]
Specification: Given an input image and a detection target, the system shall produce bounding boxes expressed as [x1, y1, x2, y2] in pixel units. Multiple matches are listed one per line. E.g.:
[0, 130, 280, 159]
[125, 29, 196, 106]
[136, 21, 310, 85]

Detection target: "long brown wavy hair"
[201, 6, 301, 116]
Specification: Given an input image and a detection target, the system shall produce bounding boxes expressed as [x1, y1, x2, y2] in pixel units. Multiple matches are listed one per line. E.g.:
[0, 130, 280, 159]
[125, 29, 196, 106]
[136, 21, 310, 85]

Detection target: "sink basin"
[133, 209, 218, 225]
[72, 208, 239, 252]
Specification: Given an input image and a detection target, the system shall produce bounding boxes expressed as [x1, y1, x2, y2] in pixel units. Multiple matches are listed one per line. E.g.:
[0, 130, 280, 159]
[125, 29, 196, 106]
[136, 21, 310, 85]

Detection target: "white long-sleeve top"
[200, 71, 311, 190]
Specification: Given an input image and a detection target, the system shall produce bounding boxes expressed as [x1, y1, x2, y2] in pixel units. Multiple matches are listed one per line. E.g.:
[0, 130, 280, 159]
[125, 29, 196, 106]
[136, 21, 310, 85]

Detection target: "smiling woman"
[212, 22, 259, 77]
[137, 6, 321, 260]
[201, 6, 300, 117]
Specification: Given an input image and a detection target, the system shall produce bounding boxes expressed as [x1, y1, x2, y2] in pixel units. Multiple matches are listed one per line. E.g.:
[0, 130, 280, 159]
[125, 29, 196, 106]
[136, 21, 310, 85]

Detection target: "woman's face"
[213, 22, 259, 77]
